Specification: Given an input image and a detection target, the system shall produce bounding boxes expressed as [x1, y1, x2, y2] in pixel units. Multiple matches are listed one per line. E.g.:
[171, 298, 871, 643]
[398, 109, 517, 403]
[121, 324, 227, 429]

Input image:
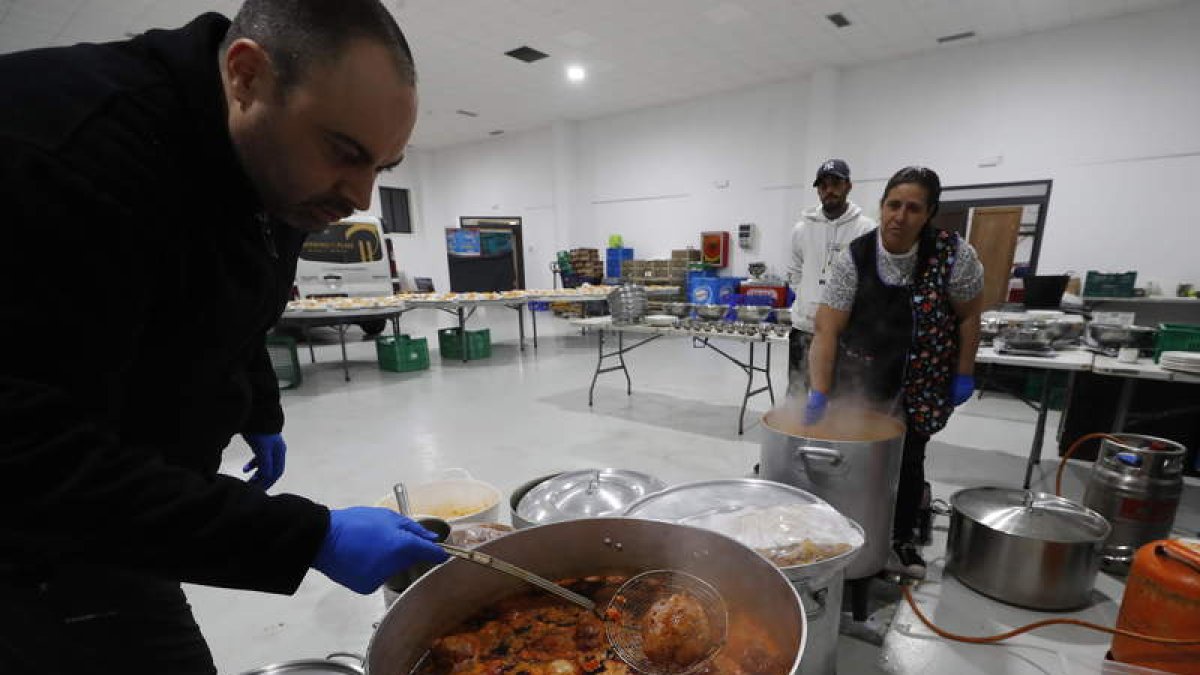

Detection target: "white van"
[295, 215, 392, 298]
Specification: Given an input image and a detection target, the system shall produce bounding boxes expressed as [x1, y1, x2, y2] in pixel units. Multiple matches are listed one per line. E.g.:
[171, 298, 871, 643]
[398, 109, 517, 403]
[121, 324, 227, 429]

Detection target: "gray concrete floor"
[187, 307, 1200, 674]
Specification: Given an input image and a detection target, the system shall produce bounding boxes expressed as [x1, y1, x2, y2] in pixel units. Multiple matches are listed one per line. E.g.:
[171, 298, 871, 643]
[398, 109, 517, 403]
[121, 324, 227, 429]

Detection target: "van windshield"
[300, 221, 383, 264]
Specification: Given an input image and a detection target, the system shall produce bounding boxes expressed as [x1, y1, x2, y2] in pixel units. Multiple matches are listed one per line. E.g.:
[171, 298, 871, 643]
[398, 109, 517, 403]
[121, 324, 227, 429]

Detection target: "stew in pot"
[414, 576, 789, 675]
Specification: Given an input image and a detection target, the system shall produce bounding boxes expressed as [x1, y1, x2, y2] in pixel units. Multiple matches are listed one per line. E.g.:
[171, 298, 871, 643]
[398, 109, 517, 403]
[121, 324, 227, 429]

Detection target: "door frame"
[459, 217, 525, 289]
[938, 180, 1053, 274]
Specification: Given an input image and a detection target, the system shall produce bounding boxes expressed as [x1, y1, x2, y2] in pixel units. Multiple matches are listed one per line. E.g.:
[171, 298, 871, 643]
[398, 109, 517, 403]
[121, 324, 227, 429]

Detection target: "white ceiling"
[0, 0, 1186, 149]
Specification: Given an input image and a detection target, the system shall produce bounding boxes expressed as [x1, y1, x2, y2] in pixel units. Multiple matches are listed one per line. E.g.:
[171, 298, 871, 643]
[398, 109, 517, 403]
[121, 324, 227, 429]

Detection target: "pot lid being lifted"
[951, 487, 1110, 544]
[516, 469, 666, 525]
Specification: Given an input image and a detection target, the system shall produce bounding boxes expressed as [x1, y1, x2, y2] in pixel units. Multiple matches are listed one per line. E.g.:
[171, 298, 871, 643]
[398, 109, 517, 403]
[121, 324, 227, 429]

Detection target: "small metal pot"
[695, 304, 727, 320]
[946, 487, 1110, 611]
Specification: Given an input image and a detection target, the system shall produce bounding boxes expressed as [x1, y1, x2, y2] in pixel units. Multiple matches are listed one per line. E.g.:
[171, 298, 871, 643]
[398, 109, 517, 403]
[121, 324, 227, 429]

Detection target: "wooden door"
[968, 206, 1023, 309]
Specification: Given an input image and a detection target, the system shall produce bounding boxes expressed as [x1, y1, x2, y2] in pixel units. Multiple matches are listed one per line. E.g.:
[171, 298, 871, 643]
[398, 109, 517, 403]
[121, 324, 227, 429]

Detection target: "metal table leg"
[702, 337, 777, 435]
[1112, 378, 1136, 432]
[303, 326, 316, 363]
[1022, 369, 1053, 489]
[589, 329, 659, 406]
[531, 303, 539, 349]
[337, 324, 350, 382]
[458, 306, 468, 363]
[517, 304, 526, 352]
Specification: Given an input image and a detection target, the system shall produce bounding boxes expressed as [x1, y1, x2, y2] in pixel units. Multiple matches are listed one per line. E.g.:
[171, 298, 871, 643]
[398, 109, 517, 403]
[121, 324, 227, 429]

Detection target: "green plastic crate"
[266, 334, 302, 389]
[1083, 271, 1137, 298]
[376, 335, 430, 372]
[437, 327, 492, 360]
[1154, 323, 1200, 363]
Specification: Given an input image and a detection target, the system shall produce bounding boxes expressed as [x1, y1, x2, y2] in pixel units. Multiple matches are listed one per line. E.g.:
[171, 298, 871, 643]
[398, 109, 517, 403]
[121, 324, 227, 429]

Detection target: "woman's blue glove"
[243, 432, 287, 489]
[313, 507, 448, 594]
[951, 374, 975, 406]
[804, 390, 829, 425]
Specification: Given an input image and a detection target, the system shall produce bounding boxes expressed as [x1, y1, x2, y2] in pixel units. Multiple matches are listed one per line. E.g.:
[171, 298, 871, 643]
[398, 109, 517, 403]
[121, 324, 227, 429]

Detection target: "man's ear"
[223, 38, 275, 110]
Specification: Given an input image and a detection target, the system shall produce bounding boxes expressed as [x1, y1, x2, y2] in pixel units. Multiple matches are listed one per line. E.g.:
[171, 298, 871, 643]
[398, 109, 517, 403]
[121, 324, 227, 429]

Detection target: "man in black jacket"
[0, 1, 444, 672]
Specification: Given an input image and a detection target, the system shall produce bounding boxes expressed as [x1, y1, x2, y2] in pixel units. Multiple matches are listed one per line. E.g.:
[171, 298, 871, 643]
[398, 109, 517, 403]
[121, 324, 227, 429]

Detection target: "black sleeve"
[242, 335, 285, 434]
[0, 137, 328, 594]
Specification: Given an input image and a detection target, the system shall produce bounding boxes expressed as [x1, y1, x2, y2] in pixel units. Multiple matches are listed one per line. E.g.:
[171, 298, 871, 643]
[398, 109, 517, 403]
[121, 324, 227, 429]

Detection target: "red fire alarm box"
[701, 231, 730, 269]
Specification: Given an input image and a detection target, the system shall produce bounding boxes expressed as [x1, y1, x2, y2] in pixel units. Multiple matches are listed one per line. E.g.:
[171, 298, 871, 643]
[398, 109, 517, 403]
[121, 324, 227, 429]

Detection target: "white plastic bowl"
[376, 468, 502, 524]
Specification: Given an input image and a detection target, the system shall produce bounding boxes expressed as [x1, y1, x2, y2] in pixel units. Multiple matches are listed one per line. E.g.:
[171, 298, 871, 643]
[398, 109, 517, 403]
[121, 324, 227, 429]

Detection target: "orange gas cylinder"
[1111, 539, 1200, 674]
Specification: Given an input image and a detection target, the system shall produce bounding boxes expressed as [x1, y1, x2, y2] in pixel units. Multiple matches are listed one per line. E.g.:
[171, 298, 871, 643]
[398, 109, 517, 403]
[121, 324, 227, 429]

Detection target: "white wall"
[408, 1, 1200, 292]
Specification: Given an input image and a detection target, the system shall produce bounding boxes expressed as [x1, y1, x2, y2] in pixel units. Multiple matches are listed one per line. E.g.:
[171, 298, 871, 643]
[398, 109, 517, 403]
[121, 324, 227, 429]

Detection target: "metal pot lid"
[238, 654, 364, 675]
[623, 479, 864, 579]
[516, 469, 666, 525]
[951, 487, 1110, 544]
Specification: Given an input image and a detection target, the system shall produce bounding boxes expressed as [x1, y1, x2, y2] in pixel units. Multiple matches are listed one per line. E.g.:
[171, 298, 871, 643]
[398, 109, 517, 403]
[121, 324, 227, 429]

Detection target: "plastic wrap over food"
[678, 503, 863, 567]
[447, 522, 514, 548]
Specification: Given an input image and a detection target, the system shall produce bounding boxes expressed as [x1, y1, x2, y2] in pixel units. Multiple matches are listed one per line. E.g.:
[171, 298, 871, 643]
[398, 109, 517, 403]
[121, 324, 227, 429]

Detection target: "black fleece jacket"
[0, 14, 329, 594]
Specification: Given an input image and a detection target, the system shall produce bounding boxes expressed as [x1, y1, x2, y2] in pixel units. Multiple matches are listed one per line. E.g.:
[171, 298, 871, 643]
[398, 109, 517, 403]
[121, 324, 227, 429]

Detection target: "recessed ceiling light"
[505, 46, 549, 63]
[566, 65, 586, 82]
[826, 13, 851, 28]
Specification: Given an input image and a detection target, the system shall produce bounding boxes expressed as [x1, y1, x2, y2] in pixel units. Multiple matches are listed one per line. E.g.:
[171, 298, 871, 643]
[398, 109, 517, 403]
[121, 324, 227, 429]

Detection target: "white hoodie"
[787, 201, 877, 332]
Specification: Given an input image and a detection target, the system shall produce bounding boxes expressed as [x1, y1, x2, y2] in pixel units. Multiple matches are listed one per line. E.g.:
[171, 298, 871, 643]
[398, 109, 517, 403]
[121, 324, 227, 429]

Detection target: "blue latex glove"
[804, 390, 829, 425]
[243, 432, 286, 489]
[313, 507, 448, 594]
[951, 374, 975, 406]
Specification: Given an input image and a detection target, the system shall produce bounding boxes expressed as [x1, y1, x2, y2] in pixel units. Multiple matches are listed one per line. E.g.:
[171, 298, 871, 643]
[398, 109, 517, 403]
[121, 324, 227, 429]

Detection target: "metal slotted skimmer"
[605, 570, 729, 675]
[441, 545, 728, 675]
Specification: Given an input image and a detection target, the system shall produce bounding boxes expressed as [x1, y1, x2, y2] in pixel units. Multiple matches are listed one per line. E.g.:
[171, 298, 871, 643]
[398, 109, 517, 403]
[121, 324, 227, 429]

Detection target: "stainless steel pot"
[366, 518, 806, 675]
[695, 304, 727, 320]
[759, 407, 906, 579]
[509, 472, 564, 529]
[735, 305, 771, 322]
[239, 653, 363, 675]
[623, 479, 862, 675]
[946, 487, 1111, 611]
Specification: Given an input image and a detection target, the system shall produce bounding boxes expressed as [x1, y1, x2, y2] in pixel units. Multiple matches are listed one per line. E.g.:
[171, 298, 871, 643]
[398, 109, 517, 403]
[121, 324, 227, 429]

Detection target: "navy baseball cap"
[813, 159, 851, 186]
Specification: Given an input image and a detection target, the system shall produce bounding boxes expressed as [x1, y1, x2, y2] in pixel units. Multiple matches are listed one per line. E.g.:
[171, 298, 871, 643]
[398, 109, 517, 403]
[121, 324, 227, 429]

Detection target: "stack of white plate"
[1159, 351, 1200, 375]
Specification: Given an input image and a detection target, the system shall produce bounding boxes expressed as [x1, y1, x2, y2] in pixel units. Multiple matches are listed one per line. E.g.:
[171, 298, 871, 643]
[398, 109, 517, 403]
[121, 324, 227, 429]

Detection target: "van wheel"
[358, 320, 387, 337]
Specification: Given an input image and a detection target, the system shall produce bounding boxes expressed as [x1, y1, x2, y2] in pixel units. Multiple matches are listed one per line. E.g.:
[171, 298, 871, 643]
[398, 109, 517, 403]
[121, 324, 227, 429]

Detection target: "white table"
[278, 306, 406, 381]
[974, 346, 1095, 489]
[399, 293, 610, 360]
[1091, 355, 1200, 431]
[571, 316, 787, 434]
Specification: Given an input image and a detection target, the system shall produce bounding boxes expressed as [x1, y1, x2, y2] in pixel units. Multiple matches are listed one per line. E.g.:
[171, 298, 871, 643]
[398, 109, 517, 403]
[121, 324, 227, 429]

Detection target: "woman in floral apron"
[806, 166, 985, 580]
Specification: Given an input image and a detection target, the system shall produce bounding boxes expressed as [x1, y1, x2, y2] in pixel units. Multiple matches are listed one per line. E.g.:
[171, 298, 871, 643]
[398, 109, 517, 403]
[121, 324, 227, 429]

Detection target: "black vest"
[835, 227, 960, 433]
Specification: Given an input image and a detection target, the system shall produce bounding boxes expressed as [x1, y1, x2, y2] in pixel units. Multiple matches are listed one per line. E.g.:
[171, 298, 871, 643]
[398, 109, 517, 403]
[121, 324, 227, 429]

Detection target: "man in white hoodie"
[787, 159, 876, 392]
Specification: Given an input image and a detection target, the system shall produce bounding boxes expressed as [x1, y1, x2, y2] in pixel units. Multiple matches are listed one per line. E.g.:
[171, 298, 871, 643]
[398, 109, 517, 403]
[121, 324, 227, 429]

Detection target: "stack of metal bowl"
[661, 301, 692, 317]
[694, 304, 727, 321]
[607, 284, 647, 324]
[735, 304, 772, 322]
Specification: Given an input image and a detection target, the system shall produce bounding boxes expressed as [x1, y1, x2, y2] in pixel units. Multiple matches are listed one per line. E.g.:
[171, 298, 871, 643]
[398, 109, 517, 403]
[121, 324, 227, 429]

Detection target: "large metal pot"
[623, 479, 862, 675]
[239, 653, 363, 674]
[509, 472, 563, 529]
[760, 406, 905, 579]
[946, 487, 1111, 611]
[366, 518, 806, 675]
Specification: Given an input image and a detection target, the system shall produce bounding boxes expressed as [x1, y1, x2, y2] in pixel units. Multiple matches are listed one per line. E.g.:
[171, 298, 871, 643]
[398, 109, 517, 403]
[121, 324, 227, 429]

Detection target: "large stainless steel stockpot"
[365, 517, 806, 675]
[946, 487, 1111, 611]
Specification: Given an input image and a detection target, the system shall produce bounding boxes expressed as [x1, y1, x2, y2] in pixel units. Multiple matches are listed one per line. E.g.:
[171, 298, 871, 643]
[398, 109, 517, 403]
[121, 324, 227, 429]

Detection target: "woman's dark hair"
[221, 0, 415, 91]
[881, 166, 942, 219]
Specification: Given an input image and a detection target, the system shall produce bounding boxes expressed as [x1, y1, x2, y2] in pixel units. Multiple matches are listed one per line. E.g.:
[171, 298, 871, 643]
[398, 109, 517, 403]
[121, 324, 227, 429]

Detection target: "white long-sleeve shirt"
[787, 201, 876, 332]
